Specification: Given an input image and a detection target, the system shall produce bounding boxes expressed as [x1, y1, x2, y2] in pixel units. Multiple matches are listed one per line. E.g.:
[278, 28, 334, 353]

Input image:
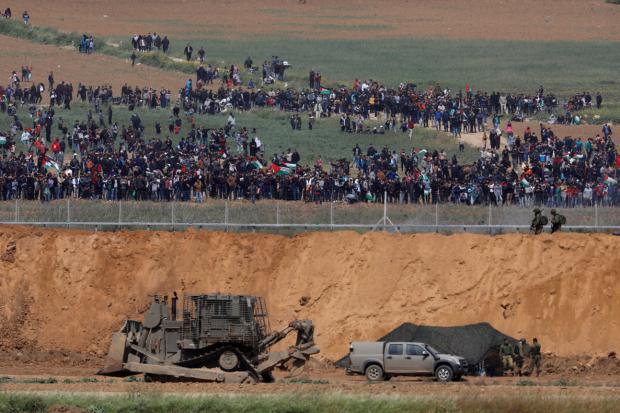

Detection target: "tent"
[336, 322, 517, 375]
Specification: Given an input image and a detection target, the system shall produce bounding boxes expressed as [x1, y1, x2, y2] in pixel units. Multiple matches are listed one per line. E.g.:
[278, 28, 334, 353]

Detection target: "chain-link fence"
[0, 199, 618, 233]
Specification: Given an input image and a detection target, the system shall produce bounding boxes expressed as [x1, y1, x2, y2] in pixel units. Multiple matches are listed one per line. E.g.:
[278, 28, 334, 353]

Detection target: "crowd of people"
[0, 102, 617, 208]
[0, 64, 617, 206]
[131, 33, 170, 53]
[78, 34, 95, 54]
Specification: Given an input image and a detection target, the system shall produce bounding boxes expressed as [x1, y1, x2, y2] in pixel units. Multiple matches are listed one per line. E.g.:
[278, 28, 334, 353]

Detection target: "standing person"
[407, 117, 414, 140]
[499, 338, 515, 376]
[48, 72, 54, 91]
[596, 93, 602, 109]
[171, 291, 178, 320]
[529, 338, 542, 377]
[107, 105, 113, 125]
[162, 36, 170, 53]
[22, 10, 29, 24]
[184, 43, 193, 61]
[530, 208, 547, 234]
[550, 209, 565, 233]
[602, 123, 612, 140]
[197, 47, 205, 63]
[515, 339, 530, 377]
[130, 52, 137, 67]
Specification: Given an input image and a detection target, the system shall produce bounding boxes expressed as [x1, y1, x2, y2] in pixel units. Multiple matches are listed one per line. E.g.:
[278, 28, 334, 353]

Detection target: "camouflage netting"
[336, 322, 517, 368]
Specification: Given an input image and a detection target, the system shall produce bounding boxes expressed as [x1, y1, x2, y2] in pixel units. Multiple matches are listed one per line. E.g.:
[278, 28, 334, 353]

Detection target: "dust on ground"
[14, 0, 620, 41]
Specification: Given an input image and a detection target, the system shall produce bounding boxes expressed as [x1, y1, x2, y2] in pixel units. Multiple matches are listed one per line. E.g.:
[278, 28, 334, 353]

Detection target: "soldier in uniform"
[529, 337, 542, 376]
[499, 338, 515, 376]
[530, 208, 547, 234]
[515, 338, 530, 376]
[550, 209, 566, 233]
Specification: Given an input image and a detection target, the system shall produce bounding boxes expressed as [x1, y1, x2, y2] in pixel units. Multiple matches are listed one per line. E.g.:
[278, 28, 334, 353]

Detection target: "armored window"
[406, 344, 425, 356]
[388, 344, 403, 355]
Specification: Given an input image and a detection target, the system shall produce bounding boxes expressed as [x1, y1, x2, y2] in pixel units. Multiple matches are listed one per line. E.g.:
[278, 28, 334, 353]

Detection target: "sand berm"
[0, 226, 618, 361]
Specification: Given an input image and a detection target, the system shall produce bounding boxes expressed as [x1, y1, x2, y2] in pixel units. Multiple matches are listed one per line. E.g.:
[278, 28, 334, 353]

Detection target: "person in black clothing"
[184, 43, 193, 61]
[162, 36, 170, 53]
[130, 52, 137, 66]
[171, 291, 178, 320]
[596, 93, 602, 109]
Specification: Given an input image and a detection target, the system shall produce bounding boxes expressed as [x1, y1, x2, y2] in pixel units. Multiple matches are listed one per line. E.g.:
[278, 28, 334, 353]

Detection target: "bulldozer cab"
[180, 294, 270, 350]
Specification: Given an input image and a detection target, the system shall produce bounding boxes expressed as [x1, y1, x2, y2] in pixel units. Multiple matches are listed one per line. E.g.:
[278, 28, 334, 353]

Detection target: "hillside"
[0, 227, 618, 362]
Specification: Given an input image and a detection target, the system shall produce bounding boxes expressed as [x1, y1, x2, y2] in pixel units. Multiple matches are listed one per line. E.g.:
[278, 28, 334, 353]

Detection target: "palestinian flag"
[284, 163, 297, 169]
[520, 178, 530, 187]
[251, 160, 263, 170]
[0, 135, 6, 146]
[270, 163, 291, 175]
[45, 159, 61, 175]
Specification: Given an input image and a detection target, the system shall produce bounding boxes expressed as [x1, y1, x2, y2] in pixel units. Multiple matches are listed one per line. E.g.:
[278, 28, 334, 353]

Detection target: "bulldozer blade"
[283, 358, 307, 378]
[123, 362, 250, 383]
[97, 332, 129, 375]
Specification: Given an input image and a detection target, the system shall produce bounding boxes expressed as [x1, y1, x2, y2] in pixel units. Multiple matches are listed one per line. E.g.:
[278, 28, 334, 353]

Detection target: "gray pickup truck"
[346, 341, 467, 382]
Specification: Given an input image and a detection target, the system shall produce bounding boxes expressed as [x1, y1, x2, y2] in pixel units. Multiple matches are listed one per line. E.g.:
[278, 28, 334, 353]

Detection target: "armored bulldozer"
[98, 294, 319, 383]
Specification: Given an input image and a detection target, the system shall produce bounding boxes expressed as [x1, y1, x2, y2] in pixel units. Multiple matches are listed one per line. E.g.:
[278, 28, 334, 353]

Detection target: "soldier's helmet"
[550, 209, 557, 214]
[533, 208, 541, 213]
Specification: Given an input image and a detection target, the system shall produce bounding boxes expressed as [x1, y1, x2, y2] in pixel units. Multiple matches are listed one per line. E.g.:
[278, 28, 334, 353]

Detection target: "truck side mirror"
[422, 351, 429, 357]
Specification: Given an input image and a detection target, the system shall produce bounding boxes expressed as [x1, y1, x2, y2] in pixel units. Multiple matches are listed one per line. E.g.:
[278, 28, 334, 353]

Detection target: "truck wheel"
[435, 365, 454, 382]
[218, 351, 240, 371]
[365, 364, 384, 382]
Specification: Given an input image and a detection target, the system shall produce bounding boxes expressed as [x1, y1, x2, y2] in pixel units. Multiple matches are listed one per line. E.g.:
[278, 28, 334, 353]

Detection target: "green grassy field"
[111, 34, 620, 104]
[0, 102, 480, 164]
[1, 392, 619, 413]
[2, 17, 620, 106]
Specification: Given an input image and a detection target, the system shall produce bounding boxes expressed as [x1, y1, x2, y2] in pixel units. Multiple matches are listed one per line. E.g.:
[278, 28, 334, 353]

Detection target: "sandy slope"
[0, 226, 618, 361]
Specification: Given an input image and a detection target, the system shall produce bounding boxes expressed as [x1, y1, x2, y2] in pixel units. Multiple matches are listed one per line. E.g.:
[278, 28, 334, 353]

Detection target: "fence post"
[330, 202, 334, 230]
[172, 202, 175, 231]
[276, 202, 280, 226]
[435, 202, 438, 232]
[383, 190, 387, 230]
[14, 198, 18, 223]
[488, 203, 492, 234]
[67, 197, 70, 227]
[594, 203, 598, 231]
[118, 200, 122, 228]
[224, 200, 229, 231]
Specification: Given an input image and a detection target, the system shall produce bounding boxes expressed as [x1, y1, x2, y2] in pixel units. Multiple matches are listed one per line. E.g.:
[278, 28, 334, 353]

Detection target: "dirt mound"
[0, 226, 619, 364]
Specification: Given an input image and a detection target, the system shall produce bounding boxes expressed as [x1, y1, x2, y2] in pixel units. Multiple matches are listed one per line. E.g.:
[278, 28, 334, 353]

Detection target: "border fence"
[0, 198, 618, 233]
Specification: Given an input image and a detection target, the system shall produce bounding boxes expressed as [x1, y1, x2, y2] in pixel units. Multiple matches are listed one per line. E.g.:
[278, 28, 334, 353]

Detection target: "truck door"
[384, 343, 405, 373]
[405, 344, 435, 373]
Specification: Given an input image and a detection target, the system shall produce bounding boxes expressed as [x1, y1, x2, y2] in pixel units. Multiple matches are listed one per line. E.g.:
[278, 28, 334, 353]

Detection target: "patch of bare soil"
[15, 0, 620, 41]
[0, 35, 182, 92]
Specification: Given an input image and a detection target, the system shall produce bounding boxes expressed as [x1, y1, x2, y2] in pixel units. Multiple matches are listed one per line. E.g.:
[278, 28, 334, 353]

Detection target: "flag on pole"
[45, 159, 60, 175]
